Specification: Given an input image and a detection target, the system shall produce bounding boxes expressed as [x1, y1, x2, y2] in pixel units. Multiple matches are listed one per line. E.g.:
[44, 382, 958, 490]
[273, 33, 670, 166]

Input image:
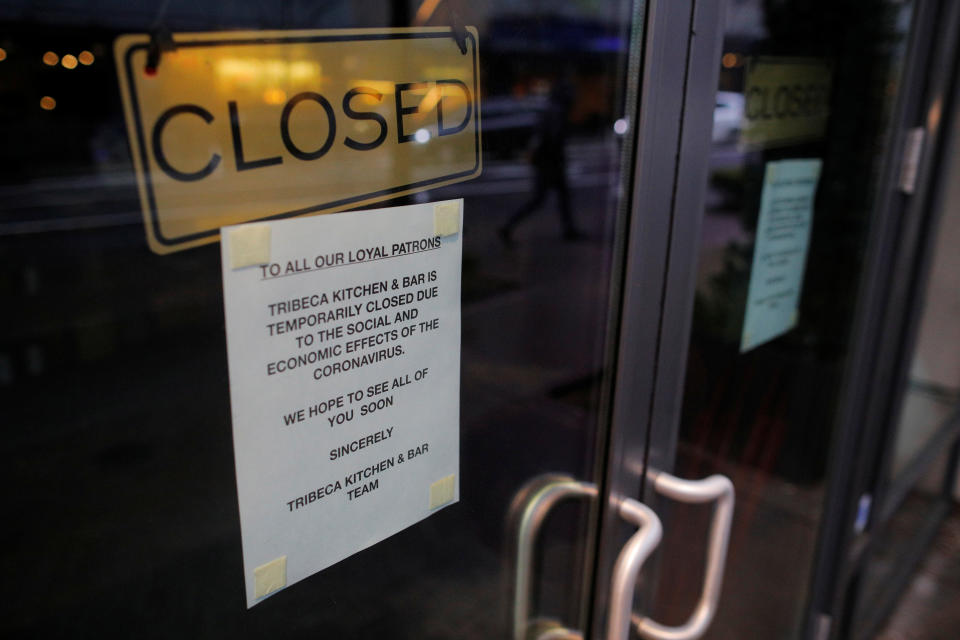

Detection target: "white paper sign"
[741, 159, 821, 352]
[221, 200, 462, 606]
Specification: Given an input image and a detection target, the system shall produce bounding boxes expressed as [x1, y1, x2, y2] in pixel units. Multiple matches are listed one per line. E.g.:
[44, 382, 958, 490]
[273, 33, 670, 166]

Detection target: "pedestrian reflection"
[499, 81, 584, 245]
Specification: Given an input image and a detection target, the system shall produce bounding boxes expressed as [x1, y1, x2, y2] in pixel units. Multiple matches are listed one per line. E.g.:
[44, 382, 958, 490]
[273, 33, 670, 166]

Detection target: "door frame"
[586, 0, 727, 637]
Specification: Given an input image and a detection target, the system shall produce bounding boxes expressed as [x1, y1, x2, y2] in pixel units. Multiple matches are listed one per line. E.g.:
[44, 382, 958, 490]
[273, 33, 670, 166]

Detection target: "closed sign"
[115, 28, 481, 254]
[741, 57, 832, 149]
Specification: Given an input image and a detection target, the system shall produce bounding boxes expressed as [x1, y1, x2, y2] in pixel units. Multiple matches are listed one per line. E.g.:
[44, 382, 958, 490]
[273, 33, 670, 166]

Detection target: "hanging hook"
[413, 0, 469, 54]
[447, 3, 468, 55]
[144, 27, 176, 76]
[144, 0, 175, 75]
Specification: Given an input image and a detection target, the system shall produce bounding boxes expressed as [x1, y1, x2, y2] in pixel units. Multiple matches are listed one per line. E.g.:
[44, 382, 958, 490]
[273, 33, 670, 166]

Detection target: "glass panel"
[849, 71, 960, 639]
[649, 1, 916, 638]
[854, 451, 952, 638]
[1, 1, 641, 635]
[888, 93, 960, 478]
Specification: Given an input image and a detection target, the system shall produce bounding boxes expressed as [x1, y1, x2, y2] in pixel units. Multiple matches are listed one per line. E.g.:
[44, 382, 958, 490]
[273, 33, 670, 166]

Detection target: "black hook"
[413, 0, 468, 54]
[447, 2, 468, 54]
[144, 27, 175, 76]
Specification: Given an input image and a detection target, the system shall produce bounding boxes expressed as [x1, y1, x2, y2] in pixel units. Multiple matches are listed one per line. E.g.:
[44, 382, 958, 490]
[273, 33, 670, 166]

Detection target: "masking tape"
[429, 474, 456, 509]
[433, 201, 460, 237]
[229, 224, 271, 269]
[253, 555, 287, 599]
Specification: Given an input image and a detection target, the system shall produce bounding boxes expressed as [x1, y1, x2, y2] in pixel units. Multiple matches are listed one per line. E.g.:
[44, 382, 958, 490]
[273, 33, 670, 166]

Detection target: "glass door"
[599, 1, 960, 640]
[0, 1, 661, 638]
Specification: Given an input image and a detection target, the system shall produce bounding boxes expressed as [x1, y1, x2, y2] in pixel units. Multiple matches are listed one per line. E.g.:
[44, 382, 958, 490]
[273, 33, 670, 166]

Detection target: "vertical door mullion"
[588, 0, 726, 637]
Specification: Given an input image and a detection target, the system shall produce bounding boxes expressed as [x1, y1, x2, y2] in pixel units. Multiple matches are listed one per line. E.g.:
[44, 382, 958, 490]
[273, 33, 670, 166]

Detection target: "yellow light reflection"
[263, 88, 287, 105]
[423, 66, 467, 78]
[215, 57, 322, 90]
[78, 50, 95, 65]
[42, 51, 59, 66]
[414, 0, 443, 25]
[263, 59, 287, 80]
[289, 61, 317, 82]
[216, 58, 257, 83]
[416, 84, 467, 121]
[40, 96, 56, 110]
[353, 80, 396, 96]
[418, 86, 443, 116]
[61, 54, 78, 69]
[721, 53, 741, 69]
[0, 47, 7, 61]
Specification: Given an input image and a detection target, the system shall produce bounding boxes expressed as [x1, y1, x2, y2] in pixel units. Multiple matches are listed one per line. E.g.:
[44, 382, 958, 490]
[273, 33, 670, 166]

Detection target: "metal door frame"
[586, 0, 726, 637]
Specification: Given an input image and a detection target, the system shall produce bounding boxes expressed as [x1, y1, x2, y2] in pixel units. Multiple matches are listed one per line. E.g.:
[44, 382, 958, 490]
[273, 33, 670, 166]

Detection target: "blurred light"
[215, 58, 321, 87]
[721, 53, 741, 69]
[613, 118, 629, 135]
[78, 50, 95, 65]
[289, 61, 317, 82]
[42, 51, 59, 66]
[0, 48, 7, 62]
[353, 80, 396, 96]
[263, 88, 287, 105]
[61, 54, 78, 69]
[414, 128, 431, 144]
[928, 98, 942, 131]
[414, 0, 443, 25]
[40, 96, 56, 110]
[418, 86, 443, 115]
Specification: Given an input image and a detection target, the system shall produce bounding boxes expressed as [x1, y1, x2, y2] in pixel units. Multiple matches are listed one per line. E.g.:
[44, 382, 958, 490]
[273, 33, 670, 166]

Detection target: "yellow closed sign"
[115, 28, 481, 254]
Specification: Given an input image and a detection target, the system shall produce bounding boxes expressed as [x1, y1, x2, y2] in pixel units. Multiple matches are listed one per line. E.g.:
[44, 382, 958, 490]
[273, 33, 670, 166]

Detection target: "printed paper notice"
[740, 160, 821, 352]
[221, 200, 462, 606]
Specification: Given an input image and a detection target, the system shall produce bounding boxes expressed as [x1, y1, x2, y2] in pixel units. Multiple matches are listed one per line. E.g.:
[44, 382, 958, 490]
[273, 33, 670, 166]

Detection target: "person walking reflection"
[499, 81, 584, 245]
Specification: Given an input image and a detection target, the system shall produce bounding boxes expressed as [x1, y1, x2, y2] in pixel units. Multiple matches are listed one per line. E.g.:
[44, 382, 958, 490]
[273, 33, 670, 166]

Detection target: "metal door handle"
[605, 498, 663, 640]
[512, 475, 597, 640]
[510, 472, 733, 640]
[631, 472, 735, 640]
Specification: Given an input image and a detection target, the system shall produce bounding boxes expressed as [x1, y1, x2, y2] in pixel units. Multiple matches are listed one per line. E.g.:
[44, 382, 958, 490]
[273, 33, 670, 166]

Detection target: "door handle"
[605, 498, 663, 640]
[628, 472, 735, 640]
[510, 476, 663, 640]
[511, 475, 597, 640]
[510, 471, 733, 640]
